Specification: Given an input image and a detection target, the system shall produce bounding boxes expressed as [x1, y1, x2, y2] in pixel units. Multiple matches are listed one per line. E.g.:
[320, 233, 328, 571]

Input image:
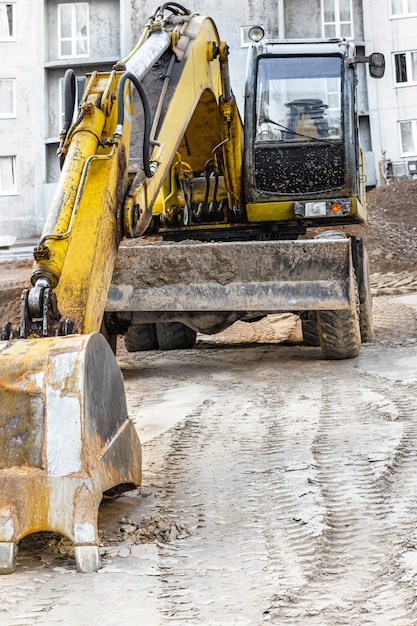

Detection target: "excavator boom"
[0, 4, 383, 573]
[0, 5, 239, 573]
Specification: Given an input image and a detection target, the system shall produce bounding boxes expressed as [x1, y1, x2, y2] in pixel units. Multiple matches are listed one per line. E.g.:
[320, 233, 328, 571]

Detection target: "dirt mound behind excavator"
[351, 179, 417, 274]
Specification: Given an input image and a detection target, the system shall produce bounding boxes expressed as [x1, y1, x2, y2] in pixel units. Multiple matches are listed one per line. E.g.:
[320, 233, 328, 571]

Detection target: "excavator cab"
[244, 39, 368, 225]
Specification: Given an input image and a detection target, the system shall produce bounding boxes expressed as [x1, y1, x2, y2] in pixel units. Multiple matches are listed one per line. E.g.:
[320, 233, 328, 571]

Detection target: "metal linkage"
[1, 279, 75, 341]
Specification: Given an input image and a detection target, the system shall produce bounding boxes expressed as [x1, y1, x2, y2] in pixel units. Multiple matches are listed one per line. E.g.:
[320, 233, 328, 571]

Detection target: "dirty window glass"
[0, 156, 16, 194]
[58, 3, 89, 58]
[0, 78, 15, 117]
[412, 51, 417, 81]
[394, 51, 417, 84]
[256, 56, 343, 143]
[399, 120, 416, 154]
[0, 2, 15, 40]
[395, 53, 408, 82]
[322, 0, 352, 38]
[391, 0, 417, 14]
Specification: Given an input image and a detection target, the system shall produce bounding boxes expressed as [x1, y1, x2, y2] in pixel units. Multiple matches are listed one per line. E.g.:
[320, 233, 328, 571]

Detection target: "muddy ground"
[1, 180, 417, 625]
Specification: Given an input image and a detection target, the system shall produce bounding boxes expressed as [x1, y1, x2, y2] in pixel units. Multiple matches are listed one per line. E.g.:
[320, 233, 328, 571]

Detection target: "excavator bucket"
[107, 238, 356, 314]
[0, 332, 141, 574]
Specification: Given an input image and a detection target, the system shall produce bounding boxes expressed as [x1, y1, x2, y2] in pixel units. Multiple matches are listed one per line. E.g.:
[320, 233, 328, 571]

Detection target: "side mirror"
[368, 52, 385, 79]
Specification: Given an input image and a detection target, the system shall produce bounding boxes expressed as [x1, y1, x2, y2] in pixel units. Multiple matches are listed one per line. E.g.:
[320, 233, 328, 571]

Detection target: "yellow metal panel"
[246, 198, 367, 224]
[32, 108, 106, 287]
[246, 201, 295, 222]
[350, 197, 366, 222]
[55, 147, 126, 334]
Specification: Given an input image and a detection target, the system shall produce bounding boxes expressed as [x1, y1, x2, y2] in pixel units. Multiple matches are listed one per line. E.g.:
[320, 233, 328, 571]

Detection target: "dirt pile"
[0, 259, 32, 325]
[354, 179, 417, 273]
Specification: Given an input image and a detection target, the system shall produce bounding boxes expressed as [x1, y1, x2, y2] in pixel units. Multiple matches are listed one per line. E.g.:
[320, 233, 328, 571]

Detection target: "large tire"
[156, 322, 197, 350]
[124, 323, 158, 352]
[300, 312, 320, 347]
[317, 307, 361, 360]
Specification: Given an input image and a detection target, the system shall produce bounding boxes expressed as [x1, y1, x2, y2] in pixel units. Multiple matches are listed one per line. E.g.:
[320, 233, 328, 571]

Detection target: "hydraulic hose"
[115, 72, 154, 179]
[153, 3, 191, 17]
[58, 68, 78, 168]
[61, 68, 76, 137]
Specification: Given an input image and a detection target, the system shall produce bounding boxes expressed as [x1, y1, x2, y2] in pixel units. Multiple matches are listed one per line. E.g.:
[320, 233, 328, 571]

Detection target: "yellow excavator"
[0, 4, 384, 573]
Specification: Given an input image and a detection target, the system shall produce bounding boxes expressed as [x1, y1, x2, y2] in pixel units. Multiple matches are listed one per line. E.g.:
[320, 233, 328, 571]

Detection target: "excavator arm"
[8, 7, 243, 340]
[0, 4, 241, 574]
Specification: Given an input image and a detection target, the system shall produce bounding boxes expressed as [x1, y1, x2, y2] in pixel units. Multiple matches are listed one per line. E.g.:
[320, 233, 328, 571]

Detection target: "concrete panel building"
[0, 1, 46, 237]
[363, 0, 417, 181]
[0, 0, 416, 238]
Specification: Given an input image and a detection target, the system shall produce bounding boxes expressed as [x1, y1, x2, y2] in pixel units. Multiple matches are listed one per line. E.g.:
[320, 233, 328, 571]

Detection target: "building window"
[399, 120, 417, 155]
[0, 156, 16, 195]
[322, 0, 353, 38]
[0, 2, 15, 40]
[0, 78, 15, 117]
[394, 51, 417, 84]
[58, 3, 89, 58]
[390, 0, 417, 17]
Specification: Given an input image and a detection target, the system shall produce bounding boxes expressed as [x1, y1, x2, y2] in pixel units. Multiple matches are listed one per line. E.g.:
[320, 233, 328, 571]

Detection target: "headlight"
[305, 202, 326, 217]
[248, 26, 265, 43]
[294, 199, 351, 218]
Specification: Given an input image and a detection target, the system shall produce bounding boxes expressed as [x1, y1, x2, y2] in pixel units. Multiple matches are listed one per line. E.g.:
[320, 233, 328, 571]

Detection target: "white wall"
[2, 1, 401, 238]
[0, 0, 46, 237]
[363, 0, 417, 180]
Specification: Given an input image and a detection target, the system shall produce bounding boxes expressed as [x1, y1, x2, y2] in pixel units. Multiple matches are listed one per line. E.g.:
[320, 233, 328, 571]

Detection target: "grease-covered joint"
[113, 61, 126, 71]
[0, 321, 14, 341]
[78, 101, 95, 118]
[33, 242, 51, 262]
[219, 41, 229, 62]
[170, 28, 180, 50]
[220, 99, 235, 123]
[207, 41, 220, 62]
[30, 268, 59, 289]
[27, 277, 52, 319]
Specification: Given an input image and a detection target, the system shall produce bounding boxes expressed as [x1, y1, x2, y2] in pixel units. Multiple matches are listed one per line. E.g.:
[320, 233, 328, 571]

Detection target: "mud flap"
[0, 333, 142, 574]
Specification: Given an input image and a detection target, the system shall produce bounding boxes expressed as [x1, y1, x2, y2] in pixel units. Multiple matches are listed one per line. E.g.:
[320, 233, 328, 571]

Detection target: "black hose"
[61, 69, 76, 136]
[152, 3, 190, 17]
[58, 69, 77, 168]
[116, 72, 154, 179]
[160, 3, 191, 15]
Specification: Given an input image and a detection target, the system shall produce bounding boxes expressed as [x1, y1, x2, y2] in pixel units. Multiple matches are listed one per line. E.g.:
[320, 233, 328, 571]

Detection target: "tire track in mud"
[373, 296, 417, 342]
[1, 286, 416, 624]
[266, 372, 417, 625]
[140, 355, 327, 623]
[144, 392, 275, 625]
[136, 344, 417, 625]
[361, 389, 417, 624]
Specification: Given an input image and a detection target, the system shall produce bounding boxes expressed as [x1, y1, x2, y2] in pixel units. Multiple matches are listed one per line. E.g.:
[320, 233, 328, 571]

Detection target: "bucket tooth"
[74, 545, 101, 573]
[0, 332, 142, 574]
[0, 543, 18, 575]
